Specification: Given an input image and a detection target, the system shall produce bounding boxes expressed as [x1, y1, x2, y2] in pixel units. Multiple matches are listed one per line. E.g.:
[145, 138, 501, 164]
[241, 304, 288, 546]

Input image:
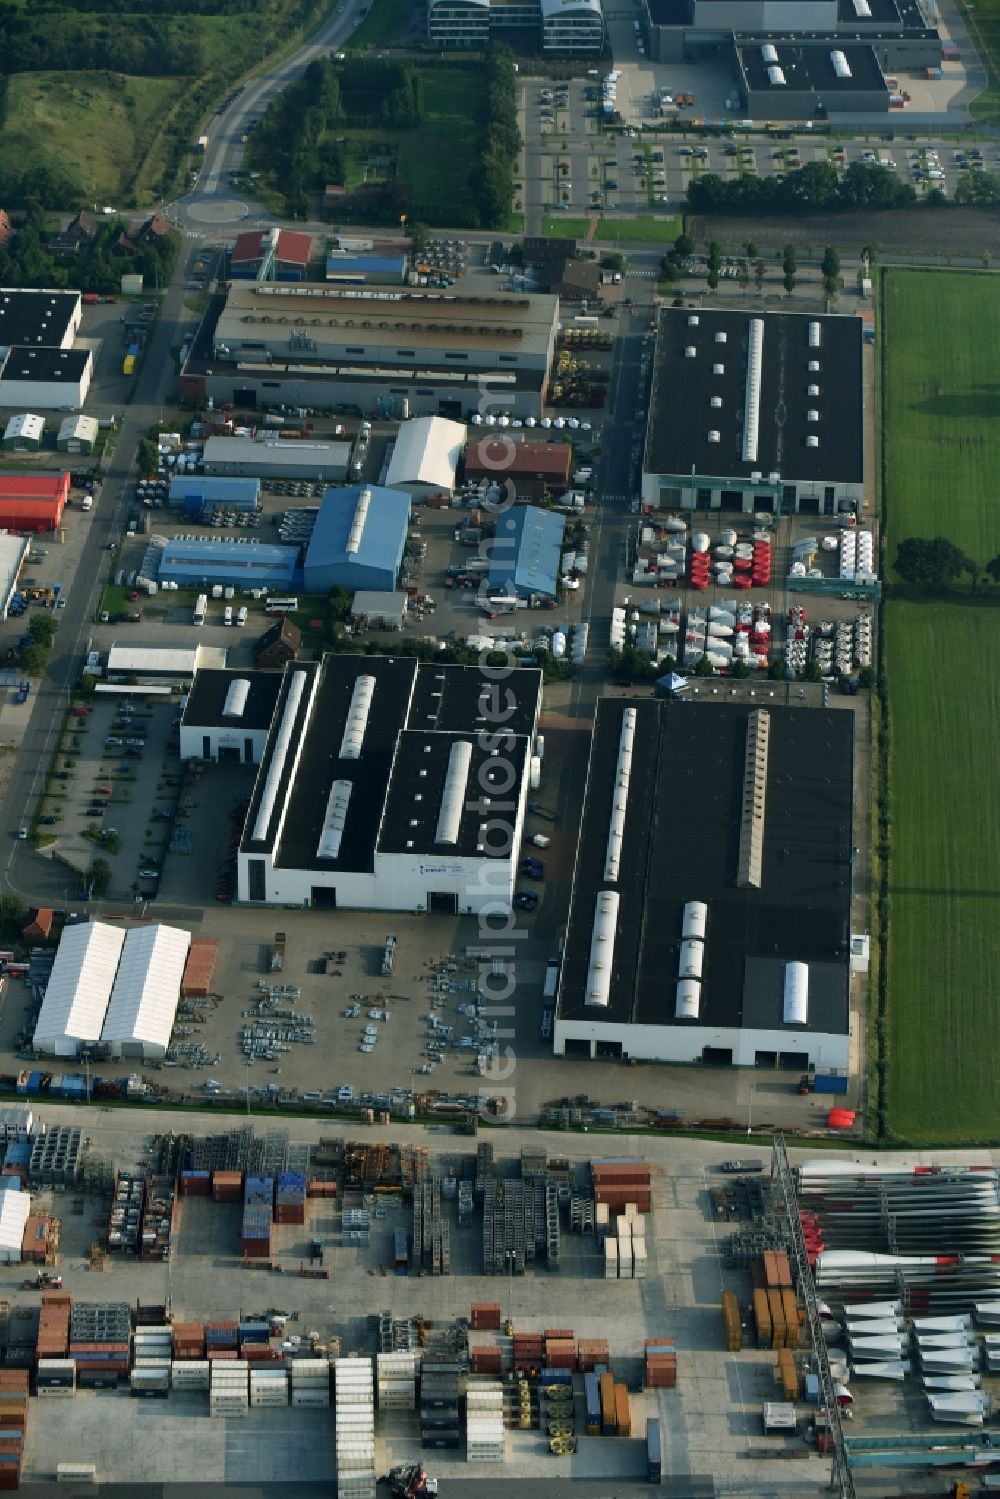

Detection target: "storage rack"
[29, 1125, 82, 1185]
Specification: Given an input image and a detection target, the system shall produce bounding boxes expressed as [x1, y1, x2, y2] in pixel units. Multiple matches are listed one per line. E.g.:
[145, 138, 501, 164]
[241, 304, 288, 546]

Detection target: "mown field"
[882, 268, 1000, 1143]
[883, 270, 1000, 569]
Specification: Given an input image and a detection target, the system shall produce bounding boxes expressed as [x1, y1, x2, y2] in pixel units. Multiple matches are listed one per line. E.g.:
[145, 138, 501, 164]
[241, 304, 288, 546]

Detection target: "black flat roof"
[740, 39, 886, 92]
[241, 656, 542, 873]
[379, 730, 530, 858]
[0, 289, 78, 349]
[558, 698, 853, 1035]
[182, 669, 283, 732]
[1, 347, 90, 382]
[647, 0, 691, 22]
[646, 306, 864, 487]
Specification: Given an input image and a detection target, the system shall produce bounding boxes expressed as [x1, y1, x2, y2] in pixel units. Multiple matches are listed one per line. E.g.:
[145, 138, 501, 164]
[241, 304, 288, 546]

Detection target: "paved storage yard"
[0, 1107, 990, 1495]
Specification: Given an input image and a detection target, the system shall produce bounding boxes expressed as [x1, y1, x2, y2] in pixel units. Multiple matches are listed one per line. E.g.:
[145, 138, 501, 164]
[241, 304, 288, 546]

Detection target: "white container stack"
[377, 1351, 418, 1411]
[170, 1360, 210, 1391]
[250, 1367, 289, 1407]
[466, 1379, 505, 1462]
[133, 1328, 173, 1367]
[210, 1360, 249, 1419]
[855, 529, 876, 580]
[595, 1201, 610, 1240]
[335, 1357, 376, 1499]
[618, 1216, 633, 1280]
[290, 1357, 330, 1407]
[839, 530, 857, 580]
[610, 607, 626, 650]
[604, 1236, 618, 1279]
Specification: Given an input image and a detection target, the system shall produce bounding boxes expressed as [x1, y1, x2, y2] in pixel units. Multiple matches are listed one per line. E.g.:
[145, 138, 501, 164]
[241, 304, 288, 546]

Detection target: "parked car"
[720, 1159, 765, 1174]
[519, 858, 544, 880]
[514, 891, 539, 911]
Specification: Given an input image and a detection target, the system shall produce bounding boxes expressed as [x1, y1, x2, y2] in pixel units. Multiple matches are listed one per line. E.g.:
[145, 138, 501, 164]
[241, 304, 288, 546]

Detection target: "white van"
[236, 606, 248, 627]
[223, 605, 233, 625]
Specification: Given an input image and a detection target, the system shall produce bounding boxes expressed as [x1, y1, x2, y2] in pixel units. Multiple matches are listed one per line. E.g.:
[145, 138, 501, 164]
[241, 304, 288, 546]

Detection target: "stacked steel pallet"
[335, 1357, 376, 1499]
[107, 1173, 144, 1254]
[28, 1124, 81, 1185]
[68, 1302, 130, 1388]
[0, 1374, 28, 1490]
[343, 1207, 370, 1247]
[210, 1360, 248, 1418]
[481, 1180, 557, 1276]
[139, 1176, 178, 1261]
[290, 1358, 330, 1407]
[412, 1183, 449, 1274]
[420, 1360, 462, 1449]
[466, 1379, 505, 1462]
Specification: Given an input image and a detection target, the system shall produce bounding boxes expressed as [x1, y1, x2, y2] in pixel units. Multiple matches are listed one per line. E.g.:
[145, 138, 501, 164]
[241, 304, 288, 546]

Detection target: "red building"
[0, 473, 70, 532]
[230, 228, 312, 281]
[464, 438, 572, 501]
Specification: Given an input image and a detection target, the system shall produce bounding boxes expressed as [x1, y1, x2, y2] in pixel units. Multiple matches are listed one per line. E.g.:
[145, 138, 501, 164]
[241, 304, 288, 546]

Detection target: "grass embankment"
[881, 268, 1000, 1144]
[596, 215, 682, 243]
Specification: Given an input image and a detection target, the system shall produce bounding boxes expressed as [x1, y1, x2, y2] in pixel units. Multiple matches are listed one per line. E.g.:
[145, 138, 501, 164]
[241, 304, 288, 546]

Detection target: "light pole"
[747, 1080, 755, 1137]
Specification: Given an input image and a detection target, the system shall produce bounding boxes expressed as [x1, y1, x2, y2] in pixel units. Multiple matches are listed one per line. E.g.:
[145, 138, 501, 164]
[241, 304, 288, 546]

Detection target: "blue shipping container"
[540, 1367, 573, 1385]
[813, 1073, 849, 1095]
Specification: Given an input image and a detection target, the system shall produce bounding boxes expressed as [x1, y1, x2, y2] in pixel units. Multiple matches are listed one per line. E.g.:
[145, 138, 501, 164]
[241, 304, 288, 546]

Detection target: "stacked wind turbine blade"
[849, 1361, 910, 1380]
[922, 1375, 981, 1392]
[926, 1392, 992, 1426]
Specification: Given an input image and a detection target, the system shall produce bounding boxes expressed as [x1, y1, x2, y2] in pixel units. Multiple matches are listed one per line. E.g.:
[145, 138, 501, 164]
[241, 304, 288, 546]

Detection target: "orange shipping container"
[181, 937, 218, 998]
[774, 1251, 793, 1289]
[781, 1290, 800, 1350]
[767, 1289, 786, 1350]
[753, 1287, 771, 1347]
[614, 1384, 631, 1437]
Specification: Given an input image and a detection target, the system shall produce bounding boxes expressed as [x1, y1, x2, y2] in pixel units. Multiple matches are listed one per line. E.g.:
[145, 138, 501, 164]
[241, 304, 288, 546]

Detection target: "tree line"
[0, 13, 206, 75]
[687, 160, 917, 215]
[894, 536, 1000, 591]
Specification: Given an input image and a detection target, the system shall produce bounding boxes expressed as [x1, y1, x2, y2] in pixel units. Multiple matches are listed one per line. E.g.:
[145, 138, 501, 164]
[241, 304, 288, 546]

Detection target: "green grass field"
[883, 602, 1000, 1142]
[543, 214, 592, 238]
[596, 215, 681, 243]
[883, 270, 1000, 569]
[882, 267, 1000, 1143]
[3, 73, 180, 202]
[967, 0, 1000, 123]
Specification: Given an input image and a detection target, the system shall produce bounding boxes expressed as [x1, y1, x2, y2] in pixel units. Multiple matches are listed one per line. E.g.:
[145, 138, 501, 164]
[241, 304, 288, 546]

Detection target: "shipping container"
[753, 1287, 772, 1348]
[722, 1290, 742, 1352]
[781, 1289, 800, 1351]
[614, 1383, 631, 1437]
[599, 1372, 617, 1435]
[767, 1289, 786, 1351]
[646, 1418, 662, 1483]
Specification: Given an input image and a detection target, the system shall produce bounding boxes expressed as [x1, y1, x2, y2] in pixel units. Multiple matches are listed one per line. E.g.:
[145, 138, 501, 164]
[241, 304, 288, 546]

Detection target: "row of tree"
[476, 46, 519, 230]
[0, 14, 207, 76]
[659, 233, 840, 298]
[687, 160, 917, 215]
[894, 536, 1000, 590]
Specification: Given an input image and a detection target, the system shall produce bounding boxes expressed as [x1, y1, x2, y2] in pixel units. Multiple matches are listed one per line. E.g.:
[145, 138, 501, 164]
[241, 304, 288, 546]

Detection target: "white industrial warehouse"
[0, 1188, 30, 1265]
[100, 924, 192, 1059]
[178, 655, 543, 913]
[383, 416, 466, 497]
[32, 921, 191, 1060]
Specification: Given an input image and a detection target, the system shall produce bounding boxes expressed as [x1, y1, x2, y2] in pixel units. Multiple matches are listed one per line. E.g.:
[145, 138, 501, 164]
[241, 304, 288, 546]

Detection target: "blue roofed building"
[157, 538, 300, 590]
[303, 485, 410, 593]
[168, 476, 261, 513]
[489, 505, 565, 599]
[326, 253, 408, 285]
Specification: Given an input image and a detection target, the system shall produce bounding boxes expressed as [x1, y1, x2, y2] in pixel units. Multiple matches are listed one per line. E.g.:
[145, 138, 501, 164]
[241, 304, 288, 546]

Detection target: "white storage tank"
[691, 532, 710, 553]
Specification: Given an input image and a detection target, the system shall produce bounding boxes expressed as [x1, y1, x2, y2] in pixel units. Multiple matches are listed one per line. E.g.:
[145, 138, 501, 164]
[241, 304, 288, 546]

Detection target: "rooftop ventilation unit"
[808, 359, 820, 372]
[831, 49, 853, 78]
[713, 363, 724, 375]
[338, 674, 376, 760]
[736, 708, 769, 888]
[715, 331, 728, 343]
[675, 979, 700, 1020]
[806, 434, 820, 447]
[708, 431, 720, 443]
[604, 707, 636, 883]
[807, 409, 819, 422]
[784, 961, 809, 1024]
[679, 940, 704, 979]
[222, 678, 251, 719]
[768, 65, 787, 86]
[316, 780, 353, 860]
[682, 901, 708, 941]
[585, 890, 619, 1008]
[808, 383, 820, 397]
[761, 42, 779, 63]
[434, 740, 473, 845]
[687, 314, 700, 326]
[710, 395, 723, 408]
[345, 488, 371, 555]
[251, 670, 309, 842]
[742, 318, 764, 464]
[684, 346, 697, 358]
[808, 321, 822, 348]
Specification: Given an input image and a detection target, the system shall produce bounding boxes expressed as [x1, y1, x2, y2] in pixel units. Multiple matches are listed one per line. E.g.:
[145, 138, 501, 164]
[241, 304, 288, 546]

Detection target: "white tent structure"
[383, 416, 465, 497]
[32, 921, 126, 1057]
[0, 1186, 30, 1263]
[101, 924, 191, 1061]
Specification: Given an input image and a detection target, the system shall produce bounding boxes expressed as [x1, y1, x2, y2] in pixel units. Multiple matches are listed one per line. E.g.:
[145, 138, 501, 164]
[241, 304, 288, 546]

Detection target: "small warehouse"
[488, 505, 566, 599]
[303, 485, 410, 594]
[734, 40, 890, 117]
[0, 1188, 30, 1265]
[230, 227, 312, 281]
[100, 924, 192, 1061]
[326, 252, 407, 285]
[32, 920, 126, 1057]
[465, 438, 572, 501]
[157, 538, 299, 591]
[105, 644, 227, 686]
[254, 617, 301, 669]
[384, 416, 466, 498]
[179, 668, 284, 762]
[351, 590, 407, 630]
[168, 475, 261, 512]
[56, 414, 98, 454]
[0, 347, 93, 411]
[21, 908, 54, 941]
[2, 414, 44, 452]
[0, 472, 70, 533]
[202, 436, 351, 482]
